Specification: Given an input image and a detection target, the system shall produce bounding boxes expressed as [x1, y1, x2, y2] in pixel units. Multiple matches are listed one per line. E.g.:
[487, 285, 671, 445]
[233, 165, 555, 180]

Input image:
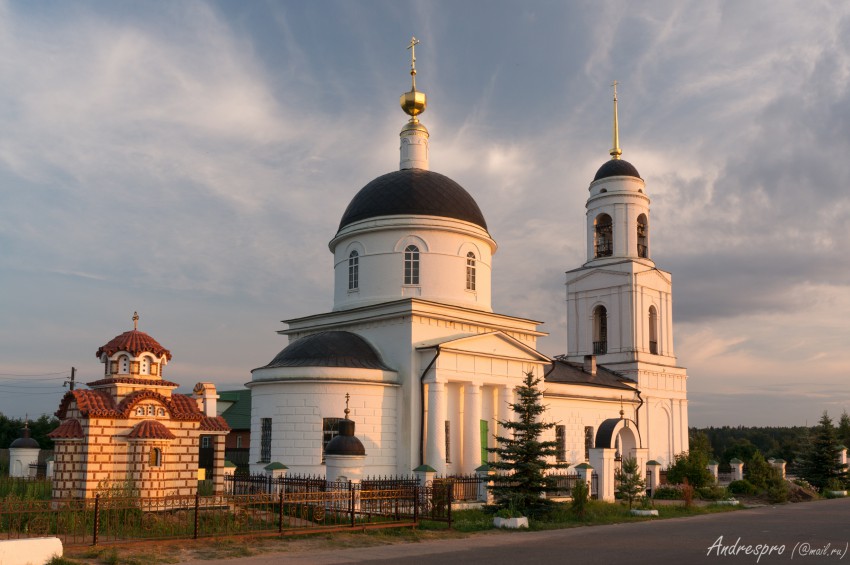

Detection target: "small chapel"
[49, 313, 230, 499]
[247, 40, 688, 500]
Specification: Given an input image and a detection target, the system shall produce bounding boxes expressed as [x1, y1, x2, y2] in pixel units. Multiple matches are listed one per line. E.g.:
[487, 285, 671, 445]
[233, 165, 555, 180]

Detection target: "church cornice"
[282, 298, 546, 338]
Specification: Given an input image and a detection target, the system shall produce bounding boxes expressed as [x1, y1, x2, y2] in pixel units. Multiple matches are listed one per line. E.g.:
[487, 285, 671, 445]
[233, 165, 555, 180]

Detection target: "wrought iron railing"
[593, 341, 607, 355]
[649, 340, 658, 354]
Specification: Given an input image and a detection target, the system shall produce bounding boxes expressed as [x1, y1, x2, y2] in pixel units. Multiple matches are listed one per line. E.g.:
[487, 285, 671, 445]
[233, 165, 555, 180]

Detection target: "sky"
[1, 1, 849, 427]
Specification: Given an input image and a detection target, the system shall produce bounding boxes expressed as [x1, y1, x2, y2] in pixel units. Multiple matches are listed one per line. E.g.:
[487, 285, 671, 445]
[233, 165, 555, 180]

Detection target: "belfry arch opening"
[649, 305, 658, 354]
[593, 305, 608, 355]
[594, 214, 613, 258]
[637, 214, 648, 258]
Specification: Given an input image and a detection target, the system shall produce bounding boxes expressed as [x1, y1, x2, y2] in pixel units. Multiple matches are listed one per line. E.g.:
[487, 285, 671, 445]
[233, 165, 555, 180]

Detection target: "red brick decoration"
[127, 420, 177, 440]
[96, 329, 172, 360]
[47, 418, 84, 439]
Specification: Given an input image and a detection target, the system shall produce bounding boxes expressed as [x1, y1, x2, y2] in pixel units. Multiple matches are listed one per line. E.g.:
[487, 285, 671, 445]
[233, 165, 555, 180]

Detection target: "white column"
[589, 447, 616, 502]
[463, 384, 482, 473]
[426, 381, 447, 475]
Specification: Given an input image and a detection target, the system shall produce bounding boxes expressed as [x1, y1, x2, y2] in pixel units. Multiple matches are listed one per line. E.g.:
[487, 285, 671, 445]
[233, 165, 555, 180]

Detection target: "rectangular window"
[201, 436, 211, 449]
[260, 418, 272, 463]
[445, 420, 451, 464]
[236, 435, 242, 449]
[322, 417, 342, 463]
[584, 426, 594, 462]
[556, 425, 566, 462]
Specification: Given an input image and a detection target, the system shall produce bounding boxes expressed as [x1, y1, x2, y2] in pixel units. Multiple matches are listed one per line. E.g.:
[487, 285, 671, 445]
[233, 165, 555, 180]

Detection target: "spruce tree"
[838, 411, 850, 449]
[798, 412, 848, 491]
[487, 371, 567, 516]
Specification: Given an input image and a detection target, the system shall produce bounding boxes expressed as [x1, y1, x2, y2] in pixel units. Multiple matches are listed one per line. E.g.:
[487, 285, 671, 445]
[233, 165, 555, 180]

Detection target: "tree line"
[692, 410, 850, 470]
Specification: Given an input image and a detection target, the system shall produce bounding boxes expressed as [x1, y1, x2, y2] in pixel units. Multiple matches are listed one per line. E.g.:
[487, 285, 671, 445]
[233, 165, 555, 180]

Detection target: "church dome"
[593, 159, 641, 182]
[259, 331, 392, 371]
[96, 329, 172, 360]
[337, 169, 487, 232]
[9, 436, 39, 449]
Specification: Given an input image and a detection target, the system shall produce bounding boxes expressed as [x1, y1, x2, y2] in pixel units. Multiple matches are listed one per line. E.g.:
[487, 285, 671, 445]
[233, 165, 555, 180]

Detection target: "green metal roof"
[218, 389, 251, 430]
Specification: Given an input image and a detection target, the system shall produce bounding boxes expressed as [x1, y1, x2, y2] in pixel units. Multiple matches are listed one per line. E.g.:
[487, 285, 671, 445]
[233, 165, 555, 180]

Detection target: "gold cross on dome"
[611, 80, 619, 101]
[344, 393, 351, 418]
[407, 37, 420, 73]
[133, 311, 139, 330]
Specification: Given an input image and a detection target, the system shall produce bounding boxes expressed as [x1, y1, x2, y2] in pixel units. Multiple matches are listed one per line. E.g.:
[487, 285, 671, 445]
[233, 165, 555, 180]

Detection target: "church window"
[593, 305, 608, 355]
[465, 252, 476, 291]
[236, 435, 243, 449]
[119, 355, 129, 374]
[637, 214, 648, 258]
[555, 425, 566, 462]
[140, 356, 150, 375]
[147, 405, 154, 416]
[136, 407, 145, 416]
[584, 426, 594, 461]
[404, 245, 420, 285]
[322, 417, 342, 463]
[649, 306, 658, 354]
[348, 250, 359, 290]
[445, 420, 451, 463]
[149, 448, 162, 467]
[260, 418, 272, 463]
[594, 214, 613, 258]
[158, 408, 165, 417]
[201, 436, 211, 449]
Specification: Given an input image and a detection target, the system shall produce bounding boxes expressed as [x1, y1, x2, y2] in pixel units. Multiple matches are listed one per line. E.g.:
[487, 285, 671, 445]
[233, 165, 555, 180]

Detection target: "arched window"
[649, 306, 658, 354]
[404, 245, 420, 285]
[637, 214, 648, 258]
[594, 214, 613, 258]
[119, 355, 129, 374]
[593, 305, 608, 354]
[348, 250, 359, 290]
[149, 448, 162, 467]
[140, 356, 150, 375]
[465, 252, 476, 291]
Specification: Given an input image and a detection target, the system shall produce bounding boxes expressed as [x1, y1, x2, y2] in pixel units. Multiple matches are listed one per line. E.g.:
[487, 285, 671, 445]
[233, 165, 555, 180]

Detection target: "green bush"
[666, 451, 714, 488]
[728, 480, 758, 495]
[570, 479, 589, 518]
[696, 485, 727, 501]
[652, 485, 683, 500]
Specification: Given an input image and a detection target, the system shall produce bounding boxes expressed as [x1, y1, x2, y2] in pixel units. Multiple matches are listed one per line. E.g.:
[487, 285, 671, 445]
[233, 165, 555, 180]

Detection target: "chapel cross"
[407, 37, 420, 88]
[133, 311, 139, 330]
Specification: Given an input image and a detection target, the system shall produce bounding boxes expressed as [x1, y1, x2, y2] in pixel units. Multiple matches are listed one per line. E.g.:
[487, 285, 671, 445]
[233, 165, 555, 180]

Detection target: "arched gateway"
[589, 418, 648, 502]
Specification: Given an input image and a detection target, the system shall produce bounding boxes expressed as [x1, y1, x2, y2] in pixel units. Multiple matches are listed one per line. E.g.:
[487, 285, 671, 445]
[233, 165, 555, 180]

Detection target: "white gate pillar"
[425, 381, 447, 475]
[589, 448, 616, 502]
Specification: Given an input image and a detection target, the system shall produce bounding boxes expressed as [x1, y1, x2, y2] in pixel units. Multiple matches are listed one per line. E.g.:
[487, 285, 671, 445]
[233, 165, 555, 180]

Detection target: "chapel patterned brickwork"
[49, 314, 229, 499]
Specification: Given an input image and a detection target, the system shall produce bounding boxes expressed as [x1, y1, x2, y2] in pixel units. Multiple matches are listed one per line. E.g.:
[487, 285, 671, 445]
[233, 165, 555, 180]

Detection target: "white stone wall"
[249, 381, 398, 476]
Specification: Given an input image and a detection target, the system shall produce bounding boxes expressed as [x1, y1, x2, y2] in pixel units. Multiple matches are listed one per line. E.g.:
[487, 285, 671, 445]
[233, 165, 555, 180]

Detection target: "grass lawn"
[60, 500, 745, 564]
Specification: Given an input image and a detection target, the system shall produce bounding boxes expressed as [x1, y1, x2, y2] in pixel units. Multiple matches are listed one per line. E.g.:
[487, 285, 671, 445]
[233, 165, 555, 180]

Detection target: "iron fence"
[0, 485, 447, 547]
[546, 473, 582, 497]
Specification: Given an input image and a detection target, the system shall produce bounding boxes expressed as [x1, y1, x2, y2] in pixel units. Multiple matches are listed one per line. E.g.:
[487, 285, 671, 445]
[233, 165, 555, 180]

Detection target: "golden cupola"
[399, 37, 429, 170]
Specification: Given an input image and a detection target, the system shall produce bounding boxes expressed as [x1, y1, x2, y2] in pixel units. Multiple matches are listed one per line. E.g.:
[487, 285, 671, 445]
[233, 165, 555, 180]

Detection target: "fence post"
[447, 482, 453, 530]
[278, 490, 284, 534]
[413, 485, 419, 523]
[92, 494, 100, 547]
[192, 493, 200, 539]
[350, 483, 356, 528]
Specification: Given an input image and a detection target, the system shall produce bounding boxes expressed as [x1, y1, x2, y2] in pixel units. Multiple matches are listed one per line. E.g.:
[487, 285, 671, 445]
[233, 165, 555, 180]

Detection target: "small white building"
[247, 50, 688, 498]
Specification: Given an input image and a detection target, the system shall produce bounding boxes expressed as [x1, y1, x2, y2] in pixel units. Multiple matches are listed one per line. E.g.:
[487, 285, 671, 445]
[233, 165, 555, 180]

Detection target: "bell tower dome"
[585, 81, 652, 267]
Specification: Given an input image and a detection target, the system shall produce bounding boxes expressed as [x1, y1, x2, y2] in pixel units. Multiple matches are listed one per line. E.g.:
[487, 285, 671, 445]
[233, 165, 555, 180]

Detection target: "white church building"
[247, 44, 688, 497]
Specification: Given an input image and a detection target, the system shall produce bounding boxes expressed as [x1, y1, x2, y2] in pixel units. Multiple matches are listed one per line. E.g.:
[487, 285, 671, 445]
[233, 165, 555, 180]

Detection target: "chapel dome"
[593, 159, 641, 182]
[337, 169, 488, 232]
[258, 331, 392, 371]
[9, 435, 39, 449]
[96, 329, 172, 361]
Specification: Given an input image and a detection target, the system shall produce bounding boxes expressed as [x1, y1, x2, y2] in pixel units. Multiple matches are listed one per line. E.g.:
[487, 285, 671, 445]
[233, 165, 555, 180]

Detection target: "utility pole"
[64, 367, 76, 391]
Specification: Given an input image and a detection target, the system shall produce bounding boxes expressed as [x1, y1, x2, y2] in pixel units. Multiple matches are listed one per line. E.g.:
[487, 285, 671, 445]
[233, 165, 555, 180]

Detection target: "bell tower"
[564, 83, 688, 465]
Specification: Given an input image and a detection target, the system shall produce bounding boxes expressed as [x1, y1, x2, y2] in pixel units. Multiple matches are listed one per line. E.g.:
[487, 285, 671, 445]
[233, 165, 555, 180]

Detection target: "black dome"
[338, 169, 487, 231]
[10, 436, 39, 449]
[258, 331, 392, 371]
[325, 419, 366, 456]
[593, 159, 641, 182]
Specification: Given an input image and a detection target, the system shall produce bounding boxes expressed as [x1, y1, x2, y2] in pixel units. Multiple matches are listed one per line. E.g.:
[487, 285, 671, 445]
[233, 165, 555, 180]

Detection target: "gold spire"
[344, 393, 351, 419]
[400, 36, 427, 121]
[133, 311, 139, 331]
[610, 80, 622, 160]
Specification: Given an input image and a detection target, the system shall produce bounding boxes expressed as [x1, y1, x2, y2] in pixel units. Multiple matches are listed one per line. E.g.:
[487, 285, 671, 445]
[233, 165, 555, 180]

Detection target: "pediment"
[418, 331, 550, 362]
[635, 268, 672, 287]
[566, 268, 630, 291]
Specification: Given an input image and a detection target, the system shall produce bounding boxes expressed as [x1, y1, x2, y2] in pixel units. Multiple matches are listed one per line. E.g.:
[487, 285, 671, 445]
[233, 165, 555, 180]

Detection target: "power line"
[0, 371, 68, 377]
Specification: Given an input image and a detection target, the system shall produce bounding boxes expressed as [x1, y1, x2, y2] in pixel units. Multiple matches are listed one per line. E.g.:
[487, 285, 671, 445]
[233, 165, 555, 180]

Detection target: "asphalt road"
[183, 498, 850, 565]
